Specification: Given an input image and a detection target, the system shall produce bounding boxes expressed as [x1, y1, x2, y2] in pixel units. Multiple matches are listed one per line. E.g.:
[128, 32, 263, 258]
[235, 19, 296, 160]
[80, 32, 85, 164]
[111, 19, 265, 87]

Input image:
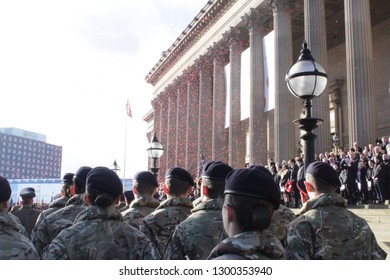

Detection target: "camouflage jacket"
[140, 197, 193, 256]
[122, 196, 160, 228]
[268, 204, 296, 246]
[207, 231, 285, 260]
[0, 212, 39, 260]
[32, 194, 88, 256]
[43, 205, 160, 260]
[164, 198, 226, 260]
[10, 205, 41, 238]
[35, 196, 69, 227]
[286, 193, 387, 259]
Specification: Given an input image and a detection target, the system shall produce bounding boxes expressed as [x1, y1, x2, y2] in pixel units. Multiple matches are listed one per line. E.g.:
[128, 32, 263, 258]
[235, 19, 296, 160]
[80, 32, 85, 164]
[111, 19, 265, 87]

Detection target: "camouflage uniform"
[268, 204, 296, 246]
[164, 198, 226, 260]
[35, 196, 69, 227]
[0, 212, 39, 260]
[10, 204, 41, 238]
[207, 231, 285, 260]
[32, 194, 88, 256]
[286, 193, 387, 259]
[43, 205, 160, 260]
[122, 195, 160, 228]
[140, 197, 193, 256]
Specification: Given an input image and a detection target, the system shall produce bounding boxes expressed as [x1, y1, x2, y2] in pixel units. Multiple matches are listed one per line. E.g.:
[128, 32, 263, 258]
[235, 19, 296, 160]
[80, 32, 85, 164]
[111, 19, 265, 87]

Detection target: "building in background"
[0, 127, 62, 179]
[144, 0, 390, 179]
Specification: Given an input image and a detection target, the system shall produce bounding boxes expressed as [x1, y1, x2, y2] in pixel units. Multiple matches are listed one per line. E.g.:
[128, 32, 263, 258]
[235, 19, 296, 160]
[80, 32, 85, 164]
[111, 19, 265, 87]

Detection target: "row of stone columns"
[151, 0, 376, 180]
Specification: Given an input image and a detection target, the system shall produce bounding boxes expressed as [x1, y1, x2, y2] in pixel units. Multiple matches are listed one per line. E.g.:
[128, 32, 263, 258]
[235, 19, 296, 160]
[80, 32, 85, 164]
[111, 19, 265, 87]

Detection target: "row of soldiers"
[0, 160, 387, 259]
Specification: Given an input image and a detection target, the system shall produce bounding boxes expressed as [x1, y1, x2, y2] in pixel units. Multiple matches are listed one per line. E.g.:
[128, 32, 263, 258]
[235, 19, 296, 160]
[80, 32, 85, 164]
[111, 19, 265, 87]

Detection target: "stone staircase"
[349, 205, 390, 260]
[291, 204, 390, 260]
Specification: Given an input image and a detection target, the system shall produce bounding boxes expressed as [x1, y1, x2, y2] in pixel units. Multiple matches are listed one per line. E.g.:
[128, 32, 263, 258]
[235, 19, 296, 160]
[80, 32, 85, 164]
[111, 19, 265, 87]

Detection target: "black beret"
[306, 161, 341, 188]
[73, 166, 92, 186]
[20, 187, 36, 198]
[86, 167, 123, 197]
[133, 171, 158, 187]
[201, 161, 233, 181]
[225, 167, 280, 210]
[0, 176, 11, 202]
[165, 167, 194, 186]
[62, 173, 75, 186]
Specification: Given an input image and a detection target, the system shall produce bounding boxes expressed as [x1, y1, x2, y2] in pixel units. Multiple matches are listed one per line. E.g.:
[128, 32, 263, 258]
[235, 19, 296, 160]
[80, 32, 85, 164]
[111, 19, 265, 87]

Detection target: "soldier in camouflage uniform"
[43, 167, 160, 260]
[207, 166, 285, 260]
[32, 166, 92, 256]
[10, 187, 41, 238]
[286, 161, 387, 260]
[122, 171, 160, 228]
[140, 167, 194, 256]
[268, 204, 296, 246]
[0, 176, 39, 260]
[35, 172, 74, 227]
[164, 161, 233, 260]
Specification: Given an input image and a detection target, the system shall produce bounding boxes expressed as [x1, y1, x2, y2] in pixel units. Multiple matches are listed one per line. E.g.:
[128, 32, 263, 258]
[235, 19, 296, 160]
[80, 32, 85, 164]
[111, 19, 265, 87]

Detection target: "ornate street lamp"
[111, 160, 121, 174]
[285, 41, 327, 170]
[332, 133, 340, 156]
[147, 133, 164, 177]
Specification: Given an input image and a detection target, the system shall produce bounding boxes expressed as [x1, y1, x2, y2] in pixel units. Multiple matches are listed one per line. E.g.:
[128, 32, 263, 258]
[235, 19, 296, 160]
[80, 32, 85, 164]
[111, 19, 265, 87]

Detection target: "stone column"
[197, 55, 213, 165]
[304, 0, 331, 154]
[344, 0, 376, 147]
[268, 0, 296, 163]
[158, 93, 169, 182]
[329, 79, 344, 147]
[243, 8, 268, 165]
[185, 67, 200, 177]
[166, 87, 177, 169]
[209, 43, 228, 163]
[175, 80, 188, 168]
[151, 97, 161, 139]
[223, 27, 244, 168]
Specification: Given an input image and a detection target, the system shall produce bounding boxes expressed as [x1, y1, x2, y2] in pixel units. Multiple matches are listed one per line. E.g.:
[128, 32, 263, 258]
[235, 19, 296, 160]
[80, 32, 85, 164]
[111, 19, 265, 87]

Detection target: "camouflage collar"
[129, 196, 160, 209]
[75, 205, 123, 223]
[156, 197, 193, 210]
[191, 198, 223, 213]
[298, 193, 347, 215]
[0, 212, 26, 232]
[65, 194, 86, 207]
[208, 231, 285, 260]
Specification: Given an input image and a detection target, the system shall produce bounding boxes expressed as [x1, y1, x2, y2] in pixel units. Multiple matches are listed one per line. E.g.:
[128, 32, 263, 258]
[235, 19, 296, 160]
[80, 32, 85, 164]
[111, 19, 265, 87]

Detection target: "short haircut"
[135, 181, 157, 196]
[306, 174, 336, 193]
[202, 178, 224, 199]
[165, 177, 190, 197]
[224, 194, 274, 232]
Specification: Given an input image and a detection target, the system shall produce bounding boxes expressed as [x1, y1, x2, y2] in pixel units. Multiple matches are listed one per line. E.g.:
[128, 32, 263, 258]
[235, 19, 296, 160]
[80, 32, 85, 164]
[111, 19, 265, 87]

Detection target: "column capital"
[222, 26, 248, 49]
[195, 54, 213, 71]
[242, 8, 271, 34]
[266, 0, 296, 14]
[207, 42, 229, 61]
[183, 66, 199, 83]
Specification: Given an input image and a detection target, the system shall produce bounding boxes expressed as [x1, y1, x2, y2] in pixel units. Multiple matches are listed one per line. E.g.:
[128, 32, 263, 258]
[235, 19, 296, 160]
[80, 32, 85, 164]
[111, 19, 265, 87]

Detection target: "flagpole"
[123, 108, 128, 187]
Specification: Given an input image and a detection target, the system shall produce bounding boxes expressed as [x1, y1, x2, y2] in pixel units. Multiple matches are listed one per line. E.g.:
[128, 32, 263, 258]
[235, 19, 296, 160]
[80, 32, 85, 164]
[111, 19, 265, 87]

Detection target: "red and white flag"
[126, 99, 132, 118]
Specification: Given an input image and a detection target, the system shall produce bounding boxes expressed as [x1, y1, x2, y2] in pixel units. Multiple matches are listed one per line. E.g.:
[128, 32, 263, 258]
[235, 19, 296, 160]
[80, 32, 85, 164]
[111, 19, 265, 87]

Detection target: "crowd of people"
[0, 137, 389, 260]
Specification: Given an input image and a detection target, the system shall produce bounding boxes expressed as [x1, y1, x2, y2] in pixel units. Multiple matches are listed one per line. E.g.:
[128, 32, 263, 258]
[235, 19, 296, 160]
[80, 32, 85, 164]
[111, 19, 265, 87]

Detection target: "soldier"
[118, 190, 135, 213]
[207, 166, 285, 260]
[10, 187, 41, 238]
[122, 171, 160, 228]
[286, 161, 387, 260]
[164, 161, 233, 260]
[0, 176, 39, 260]
[35, 172, 74, 226]
[140, 167, 194, 256]
[32, 166, 92, 256]
[43, 166, 160, 260]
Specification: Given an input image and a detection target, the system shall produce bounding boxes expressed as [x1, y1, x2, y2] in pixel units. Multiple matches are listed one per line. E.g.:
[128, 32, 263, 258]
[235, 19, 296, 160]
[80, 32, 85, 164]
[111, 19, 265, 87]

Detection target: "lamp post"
[147, 133, 164, 177]
[332, 133, 340, 156]
[285, 41, 328, 170]
[111, 160, 121, 174]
